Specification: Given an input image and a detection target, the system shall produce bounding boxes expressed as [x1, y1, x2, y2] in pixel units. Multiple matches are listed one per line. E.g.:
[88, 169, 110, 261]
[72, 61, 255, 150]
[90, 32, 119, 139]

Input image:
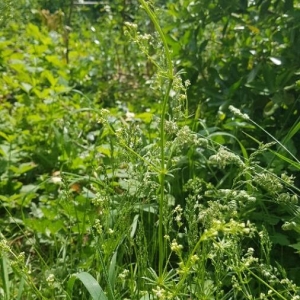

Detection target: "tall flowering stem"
[138, 0, 174, 276]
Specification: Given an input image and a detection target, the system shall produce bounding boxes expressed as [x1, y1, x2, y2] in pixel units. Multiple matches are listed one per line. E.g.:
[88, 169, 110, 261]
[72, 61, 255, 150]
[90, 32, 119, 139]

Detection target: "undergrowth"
[0, 1, 300, 299]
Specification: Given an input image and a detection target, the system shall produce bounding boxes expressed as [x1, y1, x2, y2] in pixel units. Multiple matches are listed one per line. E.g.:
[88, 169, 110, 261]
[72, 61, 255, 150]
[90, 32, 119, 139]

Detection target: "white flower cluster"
[209, 147, 244, 168]
[229, 105, 250, 120]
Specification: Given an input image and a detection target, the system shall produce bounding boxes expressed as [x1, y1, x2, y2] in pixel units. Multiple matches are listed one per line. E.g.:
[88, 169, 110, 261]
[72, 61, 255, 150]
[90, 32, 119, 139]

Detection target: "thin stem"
[138, 0, 174, 276]
[247, 268, 287, 300]
[158, 80, 173, 275]
[248, 119, 300, 165]
[65, 0, 75, 64]
[138, 0, 173, 79]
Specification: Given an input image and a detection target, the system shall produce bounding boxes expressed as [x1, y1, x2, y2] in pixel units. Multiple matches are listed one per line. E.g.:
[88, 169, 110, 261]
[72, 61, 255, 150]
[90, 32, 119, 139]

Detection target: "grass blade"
[108, 251, 117, 292]
[67, 272, 108, 300]
[0, 255, 10, 300]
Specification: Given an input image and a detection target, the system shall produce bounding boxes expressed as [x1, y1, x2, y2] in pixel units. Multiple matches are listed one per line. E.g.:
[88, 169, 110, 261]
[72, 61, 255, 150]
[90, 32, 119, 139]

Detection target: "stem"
[249, 119, 300, 165]
[138, 1, 173, 79]
[247, 268, 287, 300]
[65, 0, 75, 64]
[158, 80, 173, 275]
[138, 0, 174, 276]
[173, 233, 207, 296]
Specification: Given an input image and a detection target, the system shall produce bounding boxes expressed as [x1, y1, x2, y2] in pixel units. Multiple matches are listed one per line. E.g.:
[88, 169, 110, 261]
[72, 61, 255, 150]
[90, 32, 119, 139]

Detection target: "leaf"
[97, 145, 112, 157]
[289, 242, 300, 252]
[282, 120, 300, 145]
[247, 63, 261, 83]
[247, 25, 260, 34]
[20, 184, 37, 193]
[228, 78, 243, 98]
[268, 150, 300, 171]
[270, 233, 290, 246]
[26, 23, 41, 39]
[135, 112, 154, 123]
[67, 272, 108, 300]
[0, 131, 13, 142]
[53, 85, 72, 94]
[42, 70, 58, 86]
[130, 214, 139, 238]
[9, 162, 37, 175]
[45, 55, 64, 67]
[262, 65, 275, 93]
[20, 82, 33, 93]
[108, 251, 117, 290]
[269, 57, 282, 66]
[0, 255, 10, 300]
[252, 212, 280, 225]
[139, 293, 151, 300]
[263, 101, 279, 116]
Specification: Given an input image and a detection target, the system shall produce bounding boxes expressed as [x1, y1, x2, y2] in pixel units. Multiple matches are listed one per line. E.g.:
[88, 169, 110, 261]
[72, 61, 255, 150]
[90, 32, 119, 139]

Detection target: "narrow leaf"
[67, 272, 108, 300]
[108, 251, 117, 290]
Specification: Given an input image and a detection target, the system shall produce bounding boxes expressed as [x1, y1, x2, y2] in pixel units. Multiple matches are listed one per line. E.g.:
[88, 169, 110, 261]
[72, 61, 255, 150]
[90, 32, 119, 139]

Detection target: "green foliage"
[0, 1, 300, 299]
[67, 272, 108, 300]
[164, 0, 300, 157]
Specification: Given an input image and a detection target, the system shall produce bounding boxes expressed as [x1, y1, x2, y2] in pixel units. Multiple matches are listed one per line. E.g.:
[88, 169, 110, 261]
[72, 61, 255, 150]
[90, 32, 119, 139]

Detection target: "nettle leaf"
[26, 23, 43, 40]
[252, 212, 280, 225]
[53, 85, 72, 94]
[33, 88, 51, 99]
[9, 162, 37, 175]
[45, 55, 64, 67]
[20, 82, 33, 93]
[42, 70, 58, 86]
[270, 233, 290, 246]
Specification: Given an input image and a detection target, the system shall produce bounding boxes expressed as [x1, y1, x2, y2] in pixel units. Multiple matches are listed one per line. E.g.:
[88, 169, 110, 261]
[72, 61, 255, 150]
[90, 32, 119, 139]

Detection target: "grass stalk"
[138, 0, 174, 276]
[247, 268, 287, 300]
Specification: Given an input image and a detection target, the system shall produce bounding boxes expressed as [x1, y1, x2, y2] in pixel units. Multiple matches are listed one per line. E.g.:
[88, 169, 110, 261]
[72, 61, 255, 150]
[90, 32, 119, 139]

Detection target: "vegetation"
[0, 0, 299, 299]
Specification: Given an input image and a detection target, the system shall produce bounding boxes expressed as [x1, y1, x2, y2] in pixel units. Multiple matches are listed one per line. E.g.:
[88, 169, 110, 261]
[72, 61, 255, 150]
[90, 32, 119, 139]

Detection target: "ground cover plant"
[0, 0, 300, 299]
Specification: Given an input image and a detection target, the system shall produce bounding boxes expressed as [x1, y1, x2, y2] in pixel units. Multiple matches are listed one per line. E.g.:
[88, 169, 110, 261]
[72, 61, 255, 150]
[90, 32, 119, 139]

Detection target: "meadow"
[0, 0, 300, 299]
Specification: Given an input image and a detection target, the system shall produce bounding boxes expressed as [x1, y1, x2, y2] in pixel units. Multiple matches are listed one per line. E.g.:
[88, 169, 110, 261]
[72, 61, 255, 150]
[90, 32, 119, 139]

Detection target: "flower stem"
[138, 0, 174, 276]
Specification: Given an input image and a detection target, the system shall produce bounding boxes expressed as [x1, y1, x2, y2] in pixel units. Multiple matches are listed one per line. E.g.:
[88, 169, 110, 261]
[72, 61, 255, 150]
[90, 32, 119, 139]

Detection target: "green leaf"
[269, 57, 282, 66]
[67, 272, 108, 300]
[42, 70, 58, 86]
[26, 23, 42, 39]
[45, 55, 64, 67]
[0, 255, 10, 300]
[268, 150, 300, 171]
[20, 184, 37, 193]
[20, 82, 33, 93]
[0, 131, 13, 142]
[282, 120, 300, 145]
[247, 63, 261, 83]
[9, 162, 37, 175]
[130, 214, 139, 238]
[270, 233, 290, 246]
[289, 242, 300, 253]
[262, 64, 275, 93]
[108, 251, 117, 290]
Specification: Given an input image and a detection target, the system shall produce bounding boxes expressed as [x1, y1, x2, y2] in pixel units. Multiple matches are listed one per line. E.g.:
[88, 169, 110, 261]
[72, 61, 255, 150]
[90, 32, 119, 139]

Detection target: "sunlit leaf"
[67, 272, 108, 300]
[269, 57, 282, 65]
